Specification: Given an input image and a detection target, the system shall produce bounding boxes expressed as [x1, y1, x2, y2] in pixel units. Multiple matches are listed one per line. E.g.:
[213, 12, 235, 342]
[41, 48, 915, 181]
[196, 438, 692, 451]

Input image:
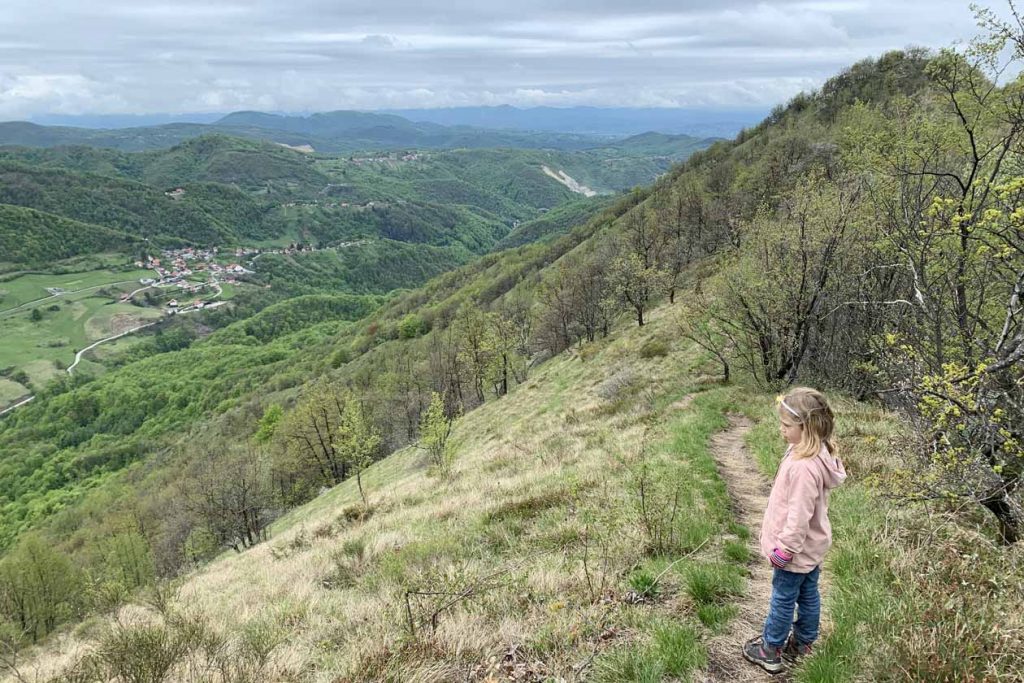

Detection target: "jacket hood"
[818, 447, 847, 489]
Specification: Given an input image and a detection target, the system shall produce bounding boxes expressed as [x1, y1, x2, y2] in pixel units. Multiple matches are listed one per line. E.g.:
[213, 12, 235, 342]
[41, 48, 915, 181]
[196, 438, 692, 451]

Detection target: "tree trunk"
[357, 470, 368, 508]
[981, 492, 1021, 544]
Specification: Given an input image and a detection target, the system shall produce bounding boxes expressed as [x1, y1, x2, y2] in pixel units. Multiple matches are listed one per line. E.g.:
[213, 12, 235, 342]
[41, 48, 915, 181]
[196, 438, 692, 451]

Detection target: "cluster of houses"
[135, 248, 250, 282]
[348, 151, 421, 165]
[280, 199, 385, 210]
[124, 242, 327, 314]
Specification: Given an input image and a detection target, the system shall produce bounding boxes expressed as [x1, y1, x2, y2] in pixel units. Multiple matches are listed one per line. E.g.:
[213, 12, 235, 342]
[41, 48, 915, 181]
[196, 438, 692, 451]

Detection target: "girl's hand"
[769, 547, 792, 569]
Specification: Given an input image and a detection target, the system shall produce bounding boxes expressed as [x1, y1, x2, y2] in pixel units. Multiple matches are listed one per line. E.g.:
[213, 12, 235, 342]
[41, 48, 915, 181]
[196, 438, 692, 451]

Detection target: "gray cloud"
[0, 0, 1006, 118]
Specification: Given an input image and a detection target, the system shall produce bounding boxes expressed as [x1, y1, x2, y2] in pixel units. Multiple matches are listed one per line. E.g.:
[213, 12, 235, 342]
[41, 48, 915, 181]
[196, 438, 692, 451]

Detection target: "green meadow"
[0, 268, 165, 405]
[0, 267, 155, 312]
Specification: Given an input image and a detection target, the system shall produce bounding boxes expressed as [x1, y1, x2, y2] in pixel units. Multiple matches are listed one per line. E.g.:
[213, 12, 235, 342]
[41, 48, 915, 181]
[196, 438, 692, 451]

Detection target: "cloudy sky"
[0, 0, 1008, 119]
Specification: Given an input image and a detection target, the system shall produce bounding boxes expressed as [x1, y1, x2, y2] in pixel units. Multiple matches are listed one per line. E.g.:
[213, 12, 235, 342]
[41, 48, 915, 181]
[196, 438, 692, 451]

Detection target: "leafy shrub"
[627, 569, 660, 600]
[639, 338, 669, 359]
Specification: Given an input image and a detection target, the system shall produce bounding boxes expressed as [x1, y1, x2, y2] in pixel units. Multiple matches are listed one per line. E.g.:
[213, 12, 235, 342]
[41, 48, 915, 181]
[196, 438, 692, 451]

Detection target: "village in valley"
[131, 242, 319, 314]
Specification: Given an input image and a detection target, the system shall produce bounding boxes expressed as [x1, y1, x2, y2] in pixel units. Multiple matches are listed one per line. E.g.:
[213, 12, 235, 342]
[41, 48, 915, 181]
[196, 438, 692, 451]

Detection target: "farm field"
[0, 269, 166, 405]
[0, 268, 156, 312]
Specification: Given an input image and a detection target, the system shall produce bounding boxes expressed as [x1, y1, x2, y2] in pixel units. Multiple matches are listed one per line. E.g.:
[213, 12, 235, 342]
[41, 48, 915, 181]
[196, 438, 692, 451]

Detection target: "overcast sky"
[0, 0, 1008, 119]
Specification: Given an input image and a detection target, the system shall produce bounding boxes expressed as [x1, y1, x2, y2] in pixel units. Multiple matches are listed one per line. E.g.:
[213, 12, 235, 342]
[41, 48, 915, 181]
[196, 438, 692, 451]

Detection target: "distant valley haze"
[24, 107, 769, 140]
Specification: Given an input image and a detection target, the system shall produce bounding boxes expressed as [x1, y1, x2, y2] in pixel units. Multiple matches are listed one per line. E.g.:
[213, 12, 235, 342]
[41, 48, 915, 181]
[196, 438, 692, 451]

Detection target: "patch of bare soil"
[109, 313, 146, 336]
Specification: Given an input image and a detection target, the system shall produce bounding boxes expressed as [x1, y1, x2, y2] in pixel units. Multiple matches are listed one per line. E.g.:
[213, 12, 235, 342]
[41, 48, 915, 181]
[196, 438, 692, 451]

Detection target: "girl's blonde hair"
[777, 386, 836, 459]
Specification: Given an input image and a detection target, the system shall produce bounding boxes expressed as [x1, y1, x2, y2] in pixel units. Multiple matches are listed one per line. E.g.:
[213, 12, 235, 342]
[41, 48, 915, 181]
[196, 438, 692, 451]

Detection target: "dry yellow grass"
[13, 303, 736, 682]
[12, 297, 1023, 682]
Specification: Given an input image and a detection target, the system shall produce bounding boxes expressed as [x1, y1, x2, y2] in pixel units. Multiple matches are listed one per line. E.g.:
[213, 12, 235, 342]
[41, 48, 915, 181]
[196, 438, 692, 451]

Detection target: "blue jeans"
[762, 565, 821, 648]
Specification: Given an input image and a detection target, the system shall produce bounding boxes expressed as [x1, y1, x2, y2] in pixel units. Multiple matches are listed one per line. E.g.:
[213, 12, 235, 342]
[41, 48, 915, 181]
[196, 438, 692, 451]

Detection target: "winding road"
[0, 271, 161, 318]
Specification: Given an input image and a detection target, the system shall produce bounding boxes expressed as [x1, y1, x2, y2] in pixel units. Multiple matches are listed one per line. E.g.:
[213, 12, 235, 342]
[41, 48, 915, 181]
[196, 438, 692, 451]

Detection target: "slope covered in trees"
[0, 205, 140, 269]
[0, 131, 692, 272]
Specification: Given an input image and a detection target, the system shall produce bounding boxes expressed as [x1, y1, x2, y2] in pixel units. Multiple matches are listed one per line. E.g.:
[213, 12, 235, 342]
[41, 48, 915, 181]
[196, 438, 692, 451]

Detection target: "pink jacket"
[760, 444, 847, 573]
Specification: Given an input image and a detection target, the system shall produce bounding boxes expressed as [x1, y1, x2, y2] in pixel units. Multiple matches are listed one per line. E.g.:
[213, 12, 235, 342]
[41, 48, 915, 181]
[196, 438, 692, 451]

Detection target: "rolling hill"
[0, 112, 622, 154]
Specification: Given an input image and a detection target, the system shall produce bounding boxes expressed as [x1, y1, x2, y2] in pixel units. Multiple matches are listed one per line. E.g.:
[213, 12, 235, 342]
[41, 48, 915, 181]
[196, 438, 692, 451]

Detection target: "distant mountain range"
[4, 108, 735, 153]
[29, 106, 763, 138]
[0, 111, 611, 153]
[381, 106, 768, 138]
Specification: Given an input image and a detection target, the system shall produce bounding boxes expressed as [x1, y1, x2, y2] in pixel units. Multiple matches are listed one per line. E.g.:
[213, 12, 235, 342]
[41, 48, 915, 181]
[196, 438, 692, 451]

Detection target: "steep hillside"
[494, 197, 614, 250]
[11, 298, 1015, 682]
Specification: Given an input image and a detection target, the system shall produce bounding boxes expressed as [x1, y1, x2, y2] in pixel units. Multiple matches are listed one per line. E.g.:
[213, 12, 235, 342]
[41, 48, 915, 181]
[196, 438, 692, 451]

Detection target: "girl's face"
[779, 416, 803, 445]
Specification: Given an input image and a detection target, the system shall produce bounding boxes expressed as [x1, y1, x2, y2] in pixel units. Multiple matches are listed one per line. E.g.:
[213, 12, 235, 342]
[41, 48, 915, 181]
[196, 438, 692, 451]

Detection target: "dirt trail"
[700, 414, 787, 683]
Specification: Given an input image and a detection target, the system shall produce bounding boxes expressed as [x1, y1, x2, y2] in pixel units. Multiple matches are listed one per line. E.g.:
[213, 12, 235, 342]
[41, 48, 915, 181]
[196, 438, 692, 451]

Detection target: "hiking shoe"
[743, 636, 785, 674]
[782, 634, 813, 664]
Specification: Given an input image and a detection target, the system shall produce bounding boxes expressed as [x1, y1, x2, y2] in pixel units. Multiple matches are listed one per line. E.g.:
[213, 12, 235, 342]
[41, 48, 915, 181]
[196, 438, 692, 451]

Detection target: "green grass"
[0, 378, 28, 405]
[0, 269, 165, 392]
[594, 620, 706, 682]
[0, 268, 154, 312]
[723, 539, 751, 564]
[682, 563, 746, 605]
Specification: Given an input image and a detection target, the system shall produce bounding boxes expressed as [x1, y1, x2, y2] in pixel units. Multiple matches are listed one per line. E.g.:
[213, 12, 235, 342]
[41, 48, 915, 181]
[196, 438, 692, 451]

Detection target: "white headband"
[780, 399, 801, 420]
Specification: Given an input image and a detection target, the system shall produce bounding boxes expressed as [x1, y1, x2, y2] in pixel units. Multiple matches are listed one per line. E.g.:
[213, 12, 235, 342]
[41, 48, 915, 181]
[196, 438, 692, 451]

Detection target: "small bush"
[323, 538, 368, 590]
[639, 338, 669, 359]
[93, 622, 192, 683]
[597, 369, 641, 402]
[627, 569, 660, 600]
[237, 617, 285, 672]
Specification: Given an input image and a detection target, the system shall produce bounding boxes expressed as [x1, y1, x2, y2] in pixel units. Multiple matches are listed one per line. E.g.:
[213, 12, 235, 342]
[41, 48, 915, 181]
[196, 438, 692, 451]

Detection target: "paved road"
[0, 395, 35, 418]
[67, 321, 162, 373]
[0, 270, 162, 318]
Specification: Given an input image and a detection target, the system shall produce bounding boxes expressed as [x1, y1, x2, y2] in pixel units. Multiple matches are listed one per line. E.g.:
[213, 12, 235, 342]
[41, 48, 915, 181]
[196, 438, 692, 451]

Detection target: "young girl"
[743, 387, 847, 674]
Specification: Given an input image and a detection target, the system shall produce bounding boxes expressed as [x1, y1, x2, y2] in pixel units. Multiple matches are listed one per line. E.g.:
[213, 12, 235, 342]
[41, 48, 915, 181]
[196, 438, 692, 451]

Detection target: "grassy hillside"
[10, 299, 1019, 682]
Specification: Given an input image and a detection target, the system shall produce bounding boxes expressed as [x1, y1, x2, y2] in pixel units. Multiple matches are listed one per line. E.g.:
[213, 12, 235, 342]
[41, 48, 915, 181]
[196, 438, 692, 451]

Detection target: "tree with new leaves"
[453, 302, 495, 406]
[489, 298, 531, 396]
[333, 395, 381, 507]
[607, 252, 669, 327]
[571, 250, 616, 342]
[254, 404, 283, 444]
[535, 262, 579, 354]
[841, 27, 1024, 541]
[713, 170, 864, 388]
[0, 534, 81, 642]
[276, 381, 350, 488]
[419, 392, 457, 476]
